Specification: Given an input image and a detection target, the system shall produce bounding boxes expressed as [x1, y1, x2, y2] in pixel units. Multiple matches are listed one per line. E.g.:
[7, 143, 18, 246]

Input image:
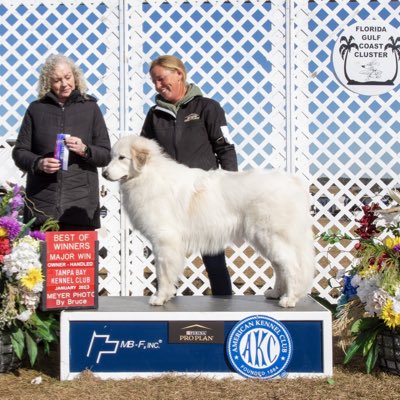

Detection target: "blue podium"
[60, 295, 332, 380]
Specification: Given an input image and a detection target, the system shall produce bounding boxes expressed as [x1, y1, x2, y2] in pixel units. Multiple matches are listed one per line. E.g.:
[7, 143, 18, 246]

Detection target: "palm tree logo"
[384, 36, 400, 84]
[339, 36, 358, 84]
[339, 34, 400, 86]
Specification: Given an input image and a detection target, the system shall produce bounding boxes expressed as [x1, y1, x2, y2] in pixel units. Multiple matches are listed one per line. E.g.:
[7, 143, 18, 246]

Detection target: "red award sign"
[41, 231, 99, 310]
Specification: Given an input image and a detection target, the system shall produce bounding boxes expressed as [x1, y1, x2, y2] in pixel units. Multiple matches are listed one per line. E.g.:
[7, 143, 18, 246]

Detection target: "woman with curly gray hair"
[37, 54, 88, 99]
[13, 54, 111, 231]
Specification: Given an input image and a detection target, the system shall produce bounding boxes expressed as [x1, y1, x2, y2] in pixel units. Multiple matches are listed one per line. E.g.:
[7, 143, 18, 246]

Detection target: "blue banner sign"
[69, 320, 324, 374]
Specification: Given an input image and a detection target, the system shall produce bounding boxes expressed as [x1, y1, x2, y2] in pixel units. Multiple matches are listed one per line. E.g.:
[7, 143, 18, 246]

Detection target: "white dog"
[102, 135, 315, 307]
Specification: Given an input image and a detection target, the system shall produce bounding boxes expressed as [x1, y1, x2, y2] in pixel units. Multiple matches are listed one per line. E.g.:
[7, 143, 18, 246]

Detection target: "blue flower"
[342, 274, 358, 300]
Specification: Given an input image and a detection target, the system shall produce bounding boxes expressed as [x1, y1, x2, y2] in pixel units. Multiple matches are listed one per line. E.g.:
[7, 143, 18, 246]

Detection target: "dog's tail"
[297, 224, 316, 294]
[298, 181, 316, 294]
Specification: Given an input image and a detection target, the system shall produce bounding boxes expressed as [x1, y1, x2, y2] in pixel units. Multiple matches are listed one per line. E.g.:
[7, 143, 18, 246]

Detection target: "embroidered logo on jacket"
[184, 113, 200, 122]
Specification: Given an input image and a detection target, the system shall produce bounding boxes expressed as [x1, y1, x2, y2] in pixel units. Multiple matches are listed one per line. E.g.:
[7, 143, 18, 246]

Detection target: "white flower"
[354, 275, 379, 304]
[16, 309, 32, 322]
[365, 288, 389, 316]
[3, 237, 42, 280]
[30, 281, 43, 294]
[393, 298, 400, 314]
[351, 274, 362, 287]
[15, 236, 41, 252]
[388, 189, 400, 205]
[21, 290, 41, 311]
[375, 210, 400, 225]
[336, 268, 346, 280]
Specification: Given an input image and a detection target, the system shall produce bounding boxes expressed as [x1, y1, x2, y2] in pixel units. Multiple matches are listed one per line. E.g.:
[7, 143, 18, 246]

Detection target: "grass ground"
[0, 333, 399, 400]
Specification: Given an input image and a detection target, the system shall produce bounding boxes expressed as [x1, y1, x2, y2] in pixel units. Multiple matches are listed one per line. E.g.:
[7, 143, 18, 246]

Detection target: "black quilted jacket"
[12, 90, 111, 229]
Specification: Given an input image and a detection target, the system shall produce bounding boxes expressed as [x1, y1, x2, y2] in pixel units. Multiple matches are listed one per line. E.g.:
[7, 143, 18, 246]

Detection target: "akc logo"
[226, 315, 293, 379]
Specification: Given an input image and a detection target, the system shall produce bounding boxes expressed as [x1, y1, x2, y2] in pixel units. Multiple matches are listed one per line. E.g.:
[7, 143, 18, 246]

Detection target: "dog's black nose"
[102, 169, 109, 179]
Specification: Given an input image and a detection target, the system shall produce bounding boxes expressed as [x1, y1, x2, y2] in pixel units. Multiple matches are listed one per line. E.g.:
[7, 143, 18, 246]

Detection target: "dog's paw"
[149, 294, 166, 306]
[264, 289, 281, 299]
[278, 296, 297, 308]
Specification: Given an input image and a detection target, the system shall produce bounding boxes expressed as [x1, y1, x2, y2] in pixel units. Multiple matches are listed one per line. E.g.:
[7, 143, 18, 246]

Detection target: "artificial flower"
[384, 237, 400, 248]
[29, 230, 46, 241]
[0, 237, 11, 263]
[0, 216, 21, 240]
[3, 236, 42, 280]
[0, 183, 59, 366]
[16, 309, 32, 322]
[365, 288, 389, 315]
[321, 190, 400, 373]
[20, 268, 43, 291]
[381, 299, 400, 329]
[10, 185, 23, 210]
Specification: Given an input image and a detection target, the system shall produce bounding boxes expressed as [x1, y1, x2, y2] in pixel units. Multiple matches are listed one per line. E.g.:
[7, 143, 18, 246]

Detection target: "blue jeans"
[202, 252, 232, 295]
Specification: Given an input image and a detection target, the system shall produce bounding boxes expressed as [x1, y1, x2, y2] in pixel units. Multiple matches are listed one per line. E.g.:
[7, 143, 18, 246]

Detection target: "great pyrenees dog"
[102, 135, 315, 307]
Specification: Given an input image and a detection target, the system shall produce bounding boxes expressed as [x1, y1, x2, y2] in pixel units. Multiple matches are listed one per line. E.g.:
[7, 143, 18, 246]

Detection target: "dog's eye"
[118, 156, 126, 160]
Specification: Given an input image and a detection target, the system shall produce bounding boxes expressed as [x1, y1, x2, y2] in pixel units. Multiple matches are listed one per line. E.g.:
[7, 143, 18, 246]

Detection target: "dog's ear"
[130, 145, 149, 171]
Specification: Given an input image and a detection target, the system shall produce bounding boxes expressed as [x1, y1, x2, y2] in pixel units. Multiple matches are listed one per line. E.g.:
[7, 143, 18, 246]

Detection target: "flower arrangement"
[321, 190, 400, 373]
[0, 183, 59, 366]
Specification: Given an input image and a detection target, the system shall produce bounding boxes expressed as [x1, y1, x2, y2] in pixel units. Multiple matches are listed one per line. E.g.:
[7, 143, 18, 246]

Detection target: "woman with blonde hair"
[141, 54, 238, 296]
[13, 54, 111, 231]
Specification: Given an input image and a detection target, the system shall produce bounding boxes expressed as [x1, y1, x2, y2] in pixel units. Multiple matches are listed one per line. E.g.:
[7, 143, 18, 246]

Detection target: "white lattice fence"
[0, 0, 124, 297]
[125, 0, 289, 297]
[307, 0, 400, 303]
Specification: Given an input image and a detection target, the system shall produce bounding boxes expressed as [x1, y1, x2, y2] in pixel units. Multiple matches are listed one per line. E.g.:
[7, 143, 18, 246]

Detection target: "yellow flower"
[384, 236, 400, 249]
[381, 299, 400, 329]
[20, 268, 43, 291]
[0, 227, 7, 238]
[359, 264, 379, 278]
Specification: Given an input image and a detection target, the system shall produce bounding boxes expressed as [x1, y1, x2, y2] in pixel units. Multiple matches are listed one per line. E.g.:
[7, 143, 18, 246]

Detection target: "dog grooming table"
[60, 295, 332, 380]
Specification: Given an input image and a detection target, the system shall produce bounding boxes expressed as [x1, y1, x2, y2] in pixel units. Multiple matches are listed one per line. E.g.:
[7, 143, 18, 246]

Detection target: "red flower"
[0, 237, 11, 263]
[368, 257, 375, 265]
[377, 254, 388, 267]
[354, 203, 381, 240]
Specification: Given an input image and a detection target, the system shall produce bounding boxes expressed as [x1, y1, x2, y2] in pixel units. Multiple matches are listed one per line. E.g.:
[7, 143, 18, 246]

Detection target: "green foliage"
[24, 330, 37, 366]
[16, 217, 36, 239]
[10, 326, 24, 359]
[8, 311, 59, 366]
[40, 218, 60, 232]
[344, 317, 384, 373]
[318, 229, 352, 244]
[310, 293, 337, 314]
[0, 190, 14, 216]
[380, 265, 400, 296]
[386, 221, 400, 237]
